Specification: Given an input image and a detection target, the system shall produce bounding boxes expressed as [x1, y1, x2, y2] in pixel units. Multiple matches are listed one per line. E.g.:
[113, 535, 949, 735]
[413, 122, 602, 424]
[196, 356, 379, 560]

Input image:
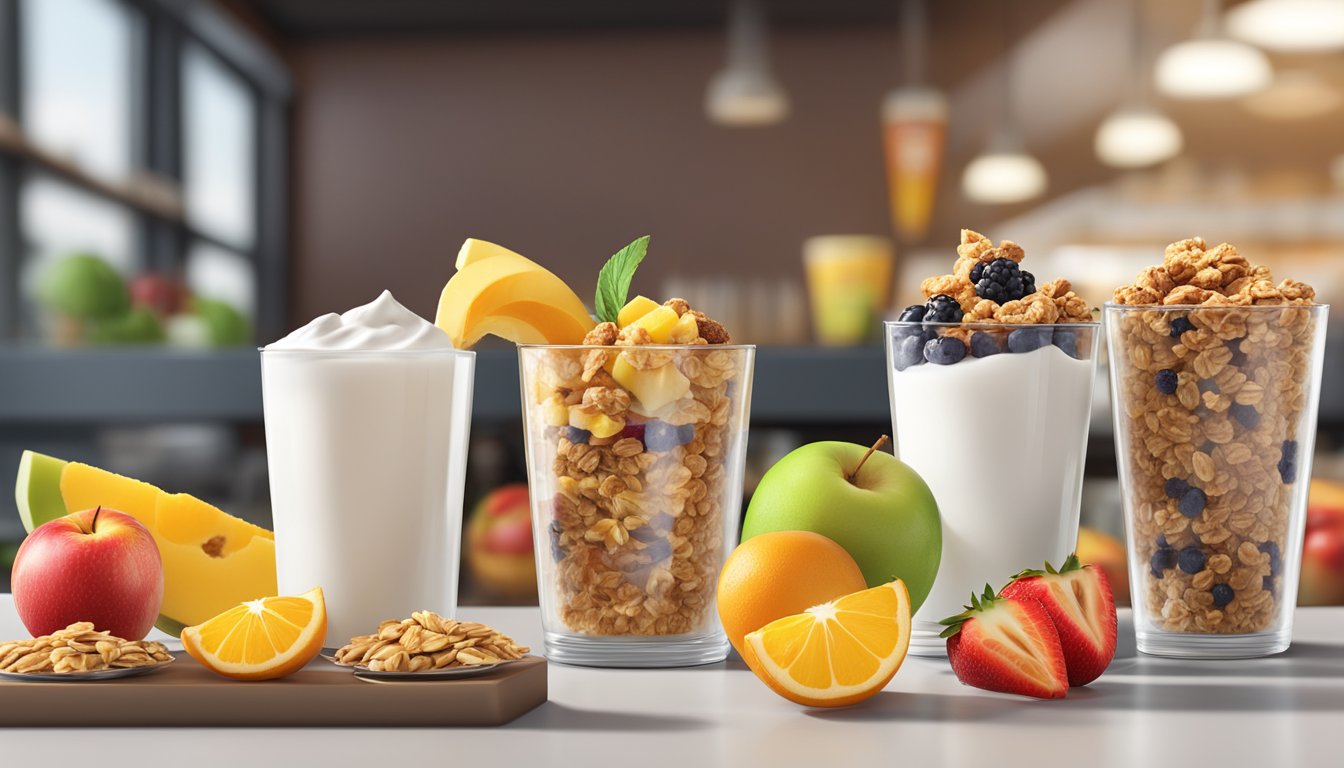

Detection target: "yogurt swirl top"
[266, 290, 454, 351]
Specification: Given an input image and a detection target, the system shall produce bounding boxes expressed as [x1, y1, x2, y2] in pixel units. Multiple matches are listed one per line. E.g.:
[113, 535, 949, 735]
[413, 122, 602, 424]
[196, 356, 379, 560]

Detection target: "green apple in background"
[741, 439, 941, 612]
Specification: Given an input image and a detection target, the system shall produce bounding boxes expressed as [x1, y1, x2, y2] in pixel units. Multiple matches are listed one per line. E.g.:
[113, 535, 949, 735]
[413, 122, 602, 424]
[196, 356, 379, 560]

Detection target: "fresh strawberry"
[1000, 554, 1118, 687]
[940, 585, 1069, 700]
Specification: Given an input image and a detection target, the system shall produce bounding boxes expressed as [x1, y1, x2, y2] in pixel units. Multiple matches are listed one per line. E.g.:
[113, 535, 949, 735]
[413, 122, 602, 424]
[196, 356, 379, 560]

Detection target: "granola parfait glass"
[519, 337, 754, 668]
[1107, 238, 1326, 658]
[885, 228, 1101, 657]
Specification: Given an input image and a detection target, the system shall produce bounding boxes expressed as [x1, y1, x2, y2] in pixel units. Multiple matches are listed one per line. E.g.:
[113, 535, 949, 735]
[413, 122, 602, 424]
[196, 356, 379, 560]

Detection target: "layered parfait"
[1107, 238, 1325, 654]
[886, 229, 1099, 656]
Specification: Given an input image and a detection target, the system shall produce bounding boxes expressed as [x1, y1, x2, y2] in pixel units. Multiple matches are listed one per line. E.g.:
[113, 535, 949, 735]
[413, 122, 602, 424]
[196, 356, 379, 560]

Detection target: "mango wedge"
[437, 238, 594, 348]
[15, 450, 277, 636]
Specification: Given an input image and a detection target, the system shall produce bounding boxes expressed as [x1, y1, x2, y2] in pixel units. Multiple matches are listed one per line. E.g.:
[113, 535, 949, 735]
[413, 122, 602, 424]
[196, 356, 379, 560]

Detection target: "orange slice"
[180, 587, 326, 681]
[741, 579, 911, 708]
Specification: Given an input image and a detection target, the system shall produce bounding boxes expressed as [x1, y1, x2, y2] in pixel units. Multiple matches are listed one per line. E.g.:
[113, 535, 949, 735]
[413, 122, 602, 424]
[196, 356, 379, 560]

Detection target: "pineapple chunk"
[618, 296, 662, 328]
[669, 312, 699, 343]
[569, 406, 625, 438]
[629, 306, 681, 343]
[542, 395, 571, 426]
[612, 356, 691, 412]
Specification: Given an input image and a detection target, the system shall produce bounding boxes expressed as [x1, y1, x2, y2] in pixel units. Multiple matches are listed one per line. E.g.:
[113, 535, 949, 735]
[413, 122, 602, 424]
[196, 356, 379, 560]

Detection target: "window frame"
[0, 0, 290, 342]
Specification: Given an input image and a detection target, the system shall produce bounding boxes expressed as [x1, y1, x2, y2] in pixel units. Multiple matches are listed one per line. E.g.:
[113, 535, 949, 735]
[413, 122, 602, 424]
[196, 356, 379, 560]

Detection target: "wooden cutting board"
[0, 654, 547, 727]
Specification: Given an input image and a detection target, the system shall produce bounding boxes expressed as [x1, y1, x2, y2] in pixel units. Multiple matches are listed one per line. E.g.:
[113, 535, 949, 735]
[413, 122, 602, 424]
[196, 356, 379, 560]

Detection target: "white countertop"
[1, 594, 1341, 767]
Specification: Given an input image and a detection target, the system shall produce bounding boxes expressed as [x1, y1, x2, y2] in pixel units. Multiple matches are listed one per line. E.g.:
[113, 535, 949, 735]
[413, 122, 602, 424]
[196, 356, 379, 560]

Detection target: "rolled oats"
[1111, 237, 1318, 635]
[332, 611, 529, 671]
[0, 623, 172, 675]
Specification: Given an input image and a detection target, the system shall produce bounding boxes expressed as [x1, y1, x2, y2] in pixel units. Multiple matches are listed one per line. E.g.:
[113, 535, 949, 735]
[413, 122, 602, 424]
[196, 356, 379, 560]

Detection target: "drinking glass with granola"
[1106, 238, 1327, 658]
[885, 229, 1100, 657]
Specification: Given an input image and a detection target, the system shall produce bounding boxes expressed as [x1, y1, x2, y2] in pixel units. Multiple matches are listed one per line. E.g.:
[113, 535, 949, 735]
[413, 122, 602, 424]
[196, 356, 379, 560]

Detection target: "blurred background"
[1, 0, 1343, 604]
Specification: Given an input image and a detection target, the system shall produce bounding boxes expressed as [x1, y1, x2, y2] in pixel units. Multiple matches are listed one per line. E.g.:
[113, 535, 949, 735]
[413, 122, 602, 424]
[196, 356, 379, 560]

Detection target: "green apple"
[15, 450, 70, 533]
[742, 441, 941, 612]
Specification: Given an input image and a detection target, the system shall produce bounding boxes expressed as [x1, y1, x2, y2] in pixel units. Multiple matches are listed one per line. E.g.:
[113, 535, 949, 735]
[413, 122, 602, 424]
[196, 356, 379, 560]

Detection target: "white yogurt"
[262, 291, 474, 646]
[889, 343, 1096, 656]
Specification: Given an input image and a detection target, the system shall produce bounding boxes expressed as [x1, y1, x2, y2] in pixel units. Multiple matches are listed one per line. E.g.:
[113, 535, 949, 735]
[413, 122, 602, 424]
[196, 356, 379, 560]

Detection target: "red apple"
[1300, 508, 1344, 606]
[11, 507, 164, 639]
[129, 273, 187, 317]
[467, 484, 537, 600]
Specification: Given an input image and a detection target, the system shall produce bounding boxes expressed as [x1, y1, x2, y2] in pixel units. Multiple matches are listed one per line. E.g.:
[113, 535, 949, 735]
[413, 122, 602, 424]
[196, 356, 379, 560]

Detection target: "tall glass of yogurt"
[886, 319, 1100, 656]
[261, 291, 475, 647]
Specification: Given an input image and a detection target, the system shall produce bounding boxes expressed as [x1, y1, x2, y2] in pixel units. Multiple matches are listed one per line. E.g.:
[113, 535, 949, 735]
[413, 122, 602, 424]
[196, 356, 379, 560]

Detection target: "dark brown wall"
[290, 28, 920, 327]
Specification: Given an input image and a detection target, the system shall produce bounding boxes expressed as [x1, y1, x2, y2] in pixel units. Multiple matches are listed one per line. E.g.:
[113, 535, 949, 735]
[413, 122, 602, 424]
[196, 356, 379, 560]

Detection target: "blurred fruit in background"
[34, 253, 252, 348]
[1076, 526, 1130, 606]
[1301, 479, 1344, 606]
[466, 484, 537, 601]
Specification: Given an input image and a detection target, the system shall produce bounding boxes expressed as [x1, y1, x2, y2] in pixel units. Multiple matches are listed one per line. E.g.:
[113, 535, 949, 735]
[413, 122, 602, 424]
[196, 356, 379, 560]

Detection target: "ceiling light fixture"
[1227, 0, 1344, 53]
[1156, 0, 1272, 100]
[1094, 0, 1183, 168]
[705, 0, 789, 127]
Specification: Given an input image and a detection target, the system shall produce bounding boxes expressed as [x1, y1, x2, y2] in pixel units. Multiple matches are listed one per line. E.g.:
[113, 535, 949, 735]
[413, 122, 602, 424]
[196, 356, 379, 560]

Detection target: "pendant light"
[881, 0, 948, 241]
[705, 0, 789, 126]
[1094, 0, 1183, 168]
[961, 3, 1046, 205]
[1155, 0, 1272, 100]
[1227, 0, 1344, 53]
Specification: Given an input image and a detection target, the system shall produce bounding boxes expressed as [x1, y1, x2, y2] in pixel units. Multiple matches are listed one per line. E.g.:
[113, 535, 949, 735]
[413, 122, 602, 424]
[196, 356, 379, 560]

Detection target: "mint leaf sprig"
[594, 235, 650, 324]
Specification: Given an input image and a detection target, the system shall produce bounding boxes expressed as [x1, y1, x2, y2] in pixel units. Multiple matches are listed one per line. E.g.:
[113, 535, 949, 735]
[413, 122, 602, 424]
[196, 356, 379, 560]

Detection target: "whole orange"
[716, 530, 867, 658]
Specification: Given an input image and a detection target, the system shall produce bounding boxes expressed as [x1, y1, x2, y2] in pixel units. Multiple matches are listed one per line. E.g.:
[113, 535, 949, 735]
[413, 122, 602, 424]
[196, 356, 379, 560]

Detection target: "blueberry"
[1282, 440, 1298, 462]
[1230, 403, 1260, 429]
[1258, 541, 1282, 575]
[1150, 548, 1178, 577]
[642, 538, 673, 563]
[970, 331, 1003, 358]
[924, 336, 966, 365]
[549, 521, 567, 562]
[1211, 583, 1235, 608]
[1201, 441, 1216, 455]
[897, 304, 927, 323]
[644, 420, 684, 452]
[1157, 533, 1170, 549]
[1155, 369, 1178, 395]
[1053, 328, 1078, 358]
[1007, 327, 1052, 353]
[1170, 317, 1195, 338]
[1279, 440, 1299, 483]
[1263, 575, 1276, 594]
[1165, 478, 1190, 499]
[676, 423, 695, 445]
[1230, 349, 1249, 368]
[564, 426, 591, 444]
[892, 333, 926, 371]
[1179, 487, 1207, 518]
[924, 294, 962, 324]
[1178, 547, 1207, 574]
[1198, 379, 1219, 394]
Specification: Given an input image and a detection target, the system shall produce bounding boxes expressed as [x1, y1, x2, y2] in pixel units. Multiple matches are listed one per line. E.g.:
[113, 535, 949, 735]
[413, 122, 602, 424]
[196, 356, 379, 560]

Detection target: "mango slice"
[437, 239, 595, 348]
[617, 295, 661, 328]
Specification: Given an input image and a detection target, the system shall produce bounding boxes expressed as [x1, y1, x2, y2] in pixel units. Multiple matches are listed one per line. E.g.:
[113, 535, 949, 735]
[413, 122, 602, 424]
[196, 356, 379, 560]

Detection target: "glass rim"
[884, 320, 1100, 330]
[258, 346, 476, 358]
[1102, 301, 1329, 312]
[517, 343, 756, 351]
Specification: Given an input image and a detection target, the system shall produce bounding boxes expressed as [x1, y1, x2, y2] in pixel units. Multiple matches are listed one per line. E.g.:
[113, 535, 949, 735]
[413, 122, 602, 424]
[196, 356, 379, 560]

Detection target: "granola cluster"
[920, 229, 1094, 324]
[1111, 238, 1319, 634]
[528, 299, 744, 636]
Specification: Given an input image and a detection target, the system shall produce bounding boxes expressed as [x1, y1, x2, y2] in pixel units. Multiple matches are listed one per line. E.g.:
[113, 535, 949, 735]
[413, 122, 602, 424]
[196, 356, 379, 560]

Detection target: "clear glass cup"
[885, 320, 1101, 656]
[518, 343, 755, 667]
[261, 347, 475, 648]
[1105, 303, 1328, 658]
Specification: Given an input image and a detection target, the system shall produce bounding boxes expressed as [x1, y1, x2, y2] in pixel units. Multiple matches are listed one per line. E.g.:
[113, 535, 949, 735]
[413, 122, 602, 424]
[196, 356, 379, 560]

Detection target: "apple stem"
[848, 435, 889, 483]
[91, 506, 101, 534]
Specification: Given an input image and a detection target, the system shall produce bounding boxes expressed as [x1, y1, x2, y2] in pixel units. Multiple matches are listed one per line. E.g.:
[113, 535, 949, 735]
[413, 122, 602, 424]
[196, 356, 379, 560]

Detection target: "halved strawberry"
[1001, 554, 1117, 687]
[940, 585, 1069, 700]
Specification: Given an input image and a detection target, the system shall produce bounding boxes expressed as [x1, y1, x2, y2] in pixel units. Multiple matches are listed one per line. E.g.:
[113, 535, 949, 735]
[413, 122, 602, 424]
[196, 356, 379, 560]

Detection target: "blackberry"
[924, 336, 966, 365]
[970, 331, 1003, 358]
[1155, 369, 1178, 395]
[1008, 327, 1052, 353]
[972, 258, 1032, 303]
[1179, 487, 1207, 518]
[1259, 541, 1282, 576]
[617, 423, 646, 444]
[1170, 317, 1195, 338]
[924, 294, 962, 324]
[1230, 402, 1260, 430]
[1150, 548, 1177, 577]
[1177, 547, 1206, 574]
[1211, 583, 1234, 608]
[897, 304, 927, 323]
[1164, 478, 1190, 499]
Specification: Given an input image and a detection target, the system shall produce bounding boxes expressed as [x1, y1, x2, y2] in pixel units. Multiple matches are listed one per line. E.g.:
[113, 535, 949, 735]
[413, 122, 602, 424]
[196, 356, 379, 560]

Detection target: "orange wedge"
[180, 587, 326, 681]
[741, 579, 911, 708]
